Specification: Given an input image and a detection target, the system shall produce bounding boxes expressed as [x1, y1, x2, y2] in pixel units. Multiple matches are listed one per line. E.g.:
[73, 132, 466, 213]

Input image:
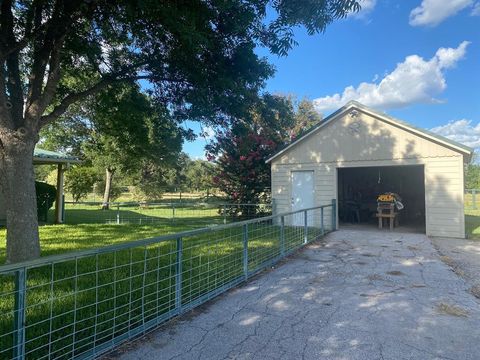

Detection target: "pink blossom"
[206, 153, 215, 162]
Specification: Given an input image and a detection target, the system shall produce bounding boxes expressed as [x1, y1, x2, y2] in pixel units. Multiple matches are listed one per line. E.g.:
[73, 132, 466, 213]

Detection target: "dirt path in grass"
[107, 230, 480, 360]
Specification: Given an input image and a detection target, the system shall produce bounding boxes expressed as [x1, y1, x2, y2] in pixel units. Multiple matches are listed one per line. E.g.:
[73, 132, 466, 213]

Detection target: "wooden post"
[55, 164, 64, 224]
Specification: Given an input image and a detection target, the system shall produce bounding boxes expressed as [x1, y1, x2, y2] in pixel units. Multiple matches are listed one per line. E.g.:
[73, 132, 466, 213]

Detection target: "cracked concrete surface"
[113, 230, 480, 360]
[432, 237, 480, 299]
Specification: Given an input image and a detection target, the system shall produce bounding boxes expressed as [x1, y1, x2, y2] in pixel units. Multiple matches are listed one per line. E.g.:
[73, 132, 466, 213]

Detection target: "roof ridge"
[266, 102, 474, 163]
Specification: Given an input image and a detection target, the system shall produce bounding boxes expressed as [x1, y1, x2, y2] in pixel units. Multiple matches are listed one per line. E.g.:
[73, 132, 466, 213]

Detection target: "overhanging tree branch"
[39, 78, 114, 127]
[0, 23, 47, 61]
[26, 0, 85, 109]
[0, 0, 48, 60]
[1, 0, 25, 128]
[39, 71, 188, 127]
[25, 35, 66, 126]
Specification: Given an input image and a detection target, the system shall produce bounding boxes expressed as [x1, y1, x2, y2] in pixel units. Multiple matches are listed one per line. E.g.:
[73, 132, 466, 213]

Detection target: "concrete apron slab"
[111, 230, 480, 360]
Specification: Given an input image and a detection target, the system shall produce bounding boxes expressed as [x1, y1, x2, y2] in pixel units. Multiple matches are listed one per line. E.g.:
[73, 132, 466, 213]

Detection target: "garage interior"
[337, 165, 426, 233]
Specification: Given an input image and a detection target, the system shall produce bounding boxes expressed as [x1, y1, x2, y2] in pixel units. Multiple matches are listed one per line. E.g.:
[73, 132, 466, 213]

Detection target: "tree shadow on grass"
[465, 213, 480, 239]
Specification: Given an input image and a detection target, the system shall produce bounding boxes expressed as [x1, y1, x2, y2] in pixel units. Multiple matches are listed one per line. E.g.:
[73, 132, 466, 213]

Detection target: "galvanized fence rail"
[465, 189, 480, 210]
[60, 202, 272, 226]
[0, 201, 336, 360]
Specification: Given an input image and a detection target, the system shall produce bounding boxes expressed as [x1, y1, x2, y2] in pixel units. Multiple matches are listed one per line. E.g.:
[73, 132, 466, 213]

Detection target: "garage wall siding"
[425, 156, 465, 238]
[272, 163, 335, 229]
[276, 112, 459, 165]
[271, 110, 468, 239]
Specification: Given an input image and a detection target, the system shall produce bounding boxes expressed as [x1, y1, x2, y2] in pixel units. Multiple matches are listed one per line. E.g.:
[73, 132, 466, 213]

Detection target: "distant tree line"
[37, 95, 322, 206]
[466, 154, 480, 189]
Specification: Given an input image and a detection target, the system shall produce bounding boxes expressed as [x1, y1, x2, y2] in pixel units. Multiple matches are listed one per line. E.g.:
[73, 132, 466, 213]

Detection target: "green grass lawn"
[0, 203, 229, 264]
[466, 209, 480, 239]
[64, 191, 223, 203]
[0, 223, 208, 264]
[0, 207, 324, 360]
[60, 202, 227, 225]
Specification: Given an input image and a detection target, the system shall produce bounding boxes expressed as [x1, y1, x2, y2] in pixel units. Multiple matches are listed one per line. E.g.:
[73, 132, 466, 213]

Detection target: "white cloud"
[350, 0, 377, 19]
[409, 0, 473, 27]
[431, 119, 480, 148]
[472, 2, 480, 15]
[200, 126, 215, 140]
[313, 41, 470, 113]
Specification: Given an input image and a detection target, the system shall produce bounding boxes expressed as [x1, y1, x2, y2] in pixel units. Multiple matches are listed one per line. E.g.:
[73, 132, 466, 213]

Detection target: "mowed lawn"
[59, 202, 227, 225]
[464, 193, 480, 239]
[0, 205, 318, 360]
[466, 209, 480, 239]
[0, 203, 228, 263]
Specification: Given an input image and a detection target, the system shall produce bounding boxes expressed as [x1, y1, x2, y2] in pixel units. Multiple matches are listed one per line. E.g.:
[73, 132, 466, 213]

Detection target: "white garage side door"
[291, 171, 315, 226]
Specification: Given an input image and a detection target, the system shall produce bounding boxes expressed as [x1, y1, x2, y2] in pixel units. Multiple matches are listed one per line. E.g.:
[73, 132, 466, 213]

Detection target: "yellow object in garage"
[377, 194, 395, 202]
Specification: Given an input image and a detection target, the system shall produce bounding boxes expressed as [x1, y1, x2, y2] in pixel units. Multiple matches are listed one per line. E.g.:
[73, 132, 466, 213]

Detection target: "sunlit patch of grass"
[0, 223, 202, 264]
[57, 203, 226, 226]
[465, 209, 480, 239]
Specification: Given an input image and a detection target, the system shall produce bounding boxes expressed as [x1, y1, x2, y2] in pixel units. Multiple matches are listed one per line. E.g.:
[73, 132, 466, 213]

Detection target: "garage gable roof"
[266, 101, 474, 163]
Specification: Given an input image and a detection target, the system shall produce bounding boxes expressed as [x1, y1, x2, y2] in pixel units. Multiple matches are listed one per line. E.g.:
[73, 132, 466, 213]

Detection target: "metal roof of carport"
[266, 101, 474, 164]
[33, 147, 81, 164]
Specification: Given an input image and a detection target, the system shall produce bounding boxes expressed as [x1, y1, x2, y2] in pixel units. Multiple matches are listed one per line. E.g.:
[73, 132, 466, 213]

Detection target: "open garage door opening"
[337, 165, 426, 233]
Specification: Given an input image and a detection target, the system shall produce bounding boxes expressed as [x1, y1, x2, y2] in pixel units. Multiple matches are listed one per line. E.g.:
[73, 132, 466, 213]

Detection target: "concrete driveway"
[113, 230, 480, 360]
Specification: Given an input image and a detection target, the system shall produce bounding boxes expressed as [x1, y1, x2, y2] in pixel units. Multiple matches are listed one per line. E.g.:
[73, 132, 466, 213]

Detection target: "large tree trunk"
[101, 168, 115, 210]
[0, 136, 41, 263]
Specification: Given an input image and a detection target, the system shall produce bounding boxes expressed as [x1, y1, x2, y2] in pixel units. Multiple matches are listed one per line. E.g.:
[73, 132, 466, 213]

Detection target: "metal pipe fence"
[0, 201, 336, 360]
[59, 202, 272, 226]
[465, 189, 480, 210]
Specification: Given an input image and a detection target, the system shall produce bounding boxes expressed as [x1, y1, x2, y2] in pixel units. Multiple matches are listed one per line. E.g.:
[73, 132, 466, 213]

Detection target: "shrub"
[65, 166, 99, 202]
[35, 181, 57, 222]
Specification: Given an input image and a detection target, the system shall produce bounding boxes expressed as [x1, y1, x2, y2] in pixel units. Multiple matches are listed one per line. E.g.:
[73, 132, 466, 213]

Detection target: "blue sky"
[183, 0, 480, 159]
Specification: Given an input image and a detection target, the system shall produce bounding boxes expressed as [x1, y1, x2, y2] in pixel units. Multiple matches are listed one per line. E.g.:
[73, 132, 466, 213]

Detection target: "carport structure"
[33, 148, 80, 223]
[268, 101, 473, 238]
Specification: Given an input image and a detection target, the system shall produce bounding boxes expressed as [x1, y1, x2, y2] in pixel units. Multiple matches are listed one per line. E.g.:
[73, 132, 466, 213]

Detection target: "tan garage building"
[267, 101, 473, 238]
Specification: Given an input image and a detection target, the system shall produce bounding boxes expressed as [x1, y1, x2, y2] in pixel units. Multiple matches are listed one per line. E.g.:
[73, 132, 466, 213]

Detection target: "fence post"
[304, 210, 308, 244]
[473, 190, 477, 210]
[175, 237, 183, 314]
[321, 207, 324, 236]
[116, 204, 120, 225]
[280, 215, 285, 256]
[13, 268, 26, 360]
[243, 224, 248, 280]
[331, 199, 337, 231]
[223, 204, 227, 224]
[172, 204, 175, 222]
[61, 194, 65, 223]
